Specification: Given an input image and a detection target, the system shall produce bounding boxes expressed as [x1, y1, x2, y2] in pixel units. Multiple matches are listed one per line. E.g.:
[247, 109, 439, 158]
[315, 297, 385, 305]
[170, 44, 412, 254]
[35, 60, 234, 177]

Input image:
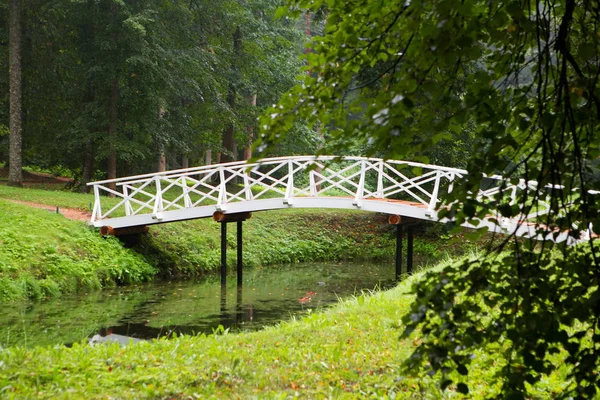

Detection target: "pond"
[0, 261, 415, 348]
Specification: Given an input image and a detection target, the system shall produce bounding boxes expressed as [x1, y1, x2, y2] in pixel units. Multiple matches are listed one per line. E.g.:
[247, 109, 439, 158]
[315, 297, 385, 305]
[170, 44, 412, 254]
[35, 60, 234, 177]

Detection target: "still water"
[0, 262, 401, 348]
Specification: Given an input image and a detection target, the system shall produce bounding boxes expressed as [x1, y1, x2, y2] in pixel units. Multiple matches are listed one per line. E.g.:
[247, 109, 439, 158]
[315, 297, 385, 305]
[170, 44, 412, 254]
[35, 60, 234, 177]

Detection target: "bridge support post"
[214, 212, 252, 287]
[221, 221, 227, 286]
[220, 284, 228, 326]
[389, 214, 416, 279]
[237, 220, 243, 286]
[236, 285, 243, 324]
[407, 225, 414, 274]
[395, 223, 403, 279]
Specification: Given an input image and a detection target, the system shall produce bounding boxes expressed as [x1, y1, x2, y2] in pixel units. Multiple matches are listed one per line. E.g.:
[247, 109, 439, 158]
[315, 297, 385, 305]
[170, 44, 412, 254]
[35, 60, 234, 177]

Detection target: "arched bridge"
[88, 155, 594, 244]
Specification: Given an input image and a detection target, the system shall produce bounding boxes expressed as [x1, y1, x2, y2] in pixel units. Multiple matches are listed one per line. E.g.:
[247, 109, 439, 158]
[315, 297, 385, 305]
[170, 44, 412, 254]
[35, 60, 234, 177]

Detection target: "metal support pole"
[395, 223, 403, 279]
[407, 225, 414, 274]
[221, 222, 227, 286]
[237, 220, 243, 286]
[220, 284, 227, 326]
[235, 285, 243, 324]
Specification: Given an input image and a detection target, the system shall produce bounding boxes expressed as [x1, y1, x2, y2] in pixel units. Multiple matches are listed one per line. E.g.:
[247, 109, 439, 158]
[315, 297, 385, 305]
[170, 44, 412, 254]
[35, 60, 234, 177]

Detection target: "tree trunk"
[244, 94, 257, 160]
[305, 11, 312, 74]
[206, 149, 212, 165]
[158, 151, 166, 172]
[8, 0, 23, 187]
[80, 139, 94, 193]
[107, 79, 118, 196]
[221, 27, 243, 165]
[182, 155, 189, 169]
[158, 106, 166, 172]
[221, 90, 237, 164]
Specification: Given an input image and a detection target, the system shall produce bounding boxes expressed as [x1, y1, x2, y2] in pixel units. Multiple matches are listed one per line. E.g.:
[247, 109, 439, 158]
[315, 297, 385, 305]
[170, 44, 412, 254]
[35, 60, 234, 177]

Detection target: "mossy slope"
[0, 199, 156, 301]
[137, 209, 435, 277]
[0, 186, 456, 301]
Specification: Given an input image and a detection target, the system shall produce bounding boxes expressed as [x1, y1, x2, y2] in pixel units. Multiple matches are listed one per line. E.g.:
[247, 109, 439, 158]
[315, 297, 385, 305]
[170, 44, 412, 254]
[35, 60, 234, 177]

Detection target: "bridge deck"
[87, 156, 594, 244]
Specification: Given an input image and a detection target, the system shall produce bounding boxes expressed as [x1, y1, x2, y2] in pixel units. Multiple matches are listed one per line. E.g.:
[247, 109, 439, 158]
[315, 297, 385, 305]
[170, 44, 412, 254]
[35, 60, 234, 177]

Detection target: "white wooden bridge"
[88, 155, 595, 244]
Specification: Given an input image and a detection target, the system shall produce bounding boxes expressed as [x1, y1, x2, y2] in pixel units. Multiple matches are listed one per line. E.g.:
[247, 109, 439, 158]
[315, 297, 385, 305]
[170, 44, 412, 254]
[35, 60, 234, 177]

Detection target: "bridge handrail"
[87, 156, 597, 243]
[87, 156, 471, 186]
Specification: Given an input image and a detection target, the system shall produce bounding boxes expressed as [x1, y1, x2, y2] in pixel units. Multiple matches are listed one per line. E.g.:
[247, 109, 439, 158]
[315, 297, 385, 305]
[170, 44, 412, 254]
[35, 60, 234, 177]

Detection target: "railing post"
[309, 170, 317, 196]
[92, 185, 102, 222]
[152, 176, 163, 219]
[217, 167, 227, 211]
[377, 161, 384, 198]
[123, 185, 133, 216]
[353, 160, 366, 207]
[428, 170, 441, 211]
[182, 176, 192, 208]
[243, 166, 252, 201]
[509, 184, 518, 206]
[284, 159, 294, 204]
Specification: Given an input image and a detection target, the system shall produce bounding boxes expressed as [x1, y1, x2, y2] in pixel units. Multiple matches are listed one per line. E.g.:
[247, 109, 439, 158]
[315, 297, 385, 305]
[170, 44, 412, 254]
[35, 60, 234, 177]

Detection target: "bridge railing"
[88, 156, 469, 223]
[87, 156, 596, 233]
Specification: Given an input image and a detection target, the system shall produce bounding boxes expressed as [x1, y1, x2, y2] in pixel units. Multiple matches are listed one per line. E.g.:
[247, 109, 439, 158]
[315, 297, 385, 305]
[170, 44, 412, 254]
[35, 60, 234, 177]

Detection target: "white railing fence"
[89, 156, 466, 222]
[88, 156, 597, 241]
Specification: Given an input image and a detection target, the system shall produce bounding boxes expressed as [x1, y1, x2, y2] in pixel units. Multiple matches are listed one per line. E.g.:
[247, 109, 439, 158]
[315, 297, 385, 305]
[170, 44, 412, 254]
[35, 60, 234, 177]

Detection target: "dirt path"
[7, 199, 91, 222]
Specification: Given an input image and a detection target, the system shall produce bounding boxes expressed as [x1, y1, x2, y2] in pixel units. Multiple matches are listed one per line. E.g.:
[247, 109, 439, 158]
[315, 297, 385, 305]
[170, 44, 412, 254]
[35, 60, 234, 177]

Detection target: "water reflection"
[0, 261, 412, 348]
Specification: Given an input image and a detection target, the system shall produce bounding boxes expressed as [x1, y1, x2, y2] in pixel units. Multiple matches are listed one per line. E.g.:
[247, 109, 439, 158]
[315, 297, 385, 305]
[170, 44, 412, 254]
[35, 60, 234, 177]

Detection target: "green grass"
[0, 256, 567, 399]
[133, 208, 455, 277]
[0, 184, 109, 211]
[0, 199, 157, 302]
[0, 184, 474, 301]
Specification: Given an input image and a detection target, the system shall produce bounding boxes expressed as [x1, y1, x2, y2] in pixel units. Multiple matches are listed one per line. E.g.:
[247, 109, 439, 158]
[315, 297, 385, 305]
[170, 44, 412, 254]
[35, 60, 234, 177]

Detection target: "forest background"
[0, 0, 473, 189]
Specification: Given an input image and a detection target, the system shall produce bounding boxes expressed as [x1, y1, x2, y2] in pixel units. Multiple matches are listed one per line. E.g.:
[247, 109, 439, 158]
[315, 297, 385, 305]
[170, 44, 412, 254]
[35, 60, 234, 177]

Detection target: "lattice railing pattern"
[88, 156, 596, 240]
[89, 156, 466, 222]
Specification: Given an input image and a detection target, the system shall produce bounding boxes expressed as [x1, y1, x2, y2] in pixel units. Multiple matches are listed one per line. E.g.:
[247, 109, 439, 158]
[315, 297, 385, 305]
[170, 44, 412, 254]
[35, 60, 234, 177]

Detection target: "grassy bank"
[0, 199, 156, 302]
[0, 257, 566, 399]
[0, 185, 470, 301]
[137, 209, 448, 277]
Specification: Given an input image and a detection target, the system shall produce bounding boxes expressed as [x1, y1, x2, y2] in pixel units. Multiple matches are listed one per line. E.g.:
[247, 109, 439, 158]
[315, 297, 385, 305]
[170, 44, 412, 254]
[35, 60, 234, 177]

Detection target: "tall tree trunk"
[305, 11, 312, 74]
[182, 155, 189, 169]
[80, 139, 94, 193]
[8, 0, 23, 187]
[206, 149, 212, 165]
[158, 151, 166, 172]
[158, 106, 166, 172]
[244, 94, 257, 160]
[221, 27, 242, 165]
[221, 90, 237, 164]
[107, 79, 118, 195]
[304, 12, 322, 191]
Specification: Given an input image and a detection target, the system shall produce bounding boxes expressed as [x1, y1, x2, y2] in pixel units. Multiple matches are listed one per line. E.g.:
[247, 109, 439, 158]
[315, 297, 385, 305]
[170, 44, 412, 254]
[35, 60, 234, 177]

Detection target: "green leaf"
[274, 6, 288, 19]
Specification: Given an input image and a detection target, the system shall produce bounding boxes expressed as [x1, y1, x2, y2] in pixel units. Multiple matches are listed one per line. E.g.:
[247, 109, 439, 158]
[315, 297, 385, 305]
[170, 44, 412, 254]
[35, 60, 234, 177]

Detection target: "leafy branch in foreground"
[263, 0, 600, 397]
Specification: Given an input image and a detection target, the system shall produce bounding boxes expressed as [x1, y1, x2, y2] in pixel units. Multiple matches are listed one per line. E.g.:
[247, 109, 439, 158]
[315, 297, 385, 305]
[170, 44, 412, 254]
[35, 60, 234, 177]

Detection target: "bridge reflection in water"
[88, 285, 253, 345]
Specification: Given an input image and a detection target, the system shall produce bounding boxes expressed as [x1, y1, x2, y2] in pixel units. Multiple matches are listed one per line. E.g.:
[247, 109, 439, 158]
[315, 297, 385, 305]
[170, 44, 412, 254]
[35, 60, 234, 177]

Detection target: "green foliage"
[0, 0, 311, 180]
[0, 200, 156, 302]
[262, 0, 600, 397]
[403, 243, 600, 398]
